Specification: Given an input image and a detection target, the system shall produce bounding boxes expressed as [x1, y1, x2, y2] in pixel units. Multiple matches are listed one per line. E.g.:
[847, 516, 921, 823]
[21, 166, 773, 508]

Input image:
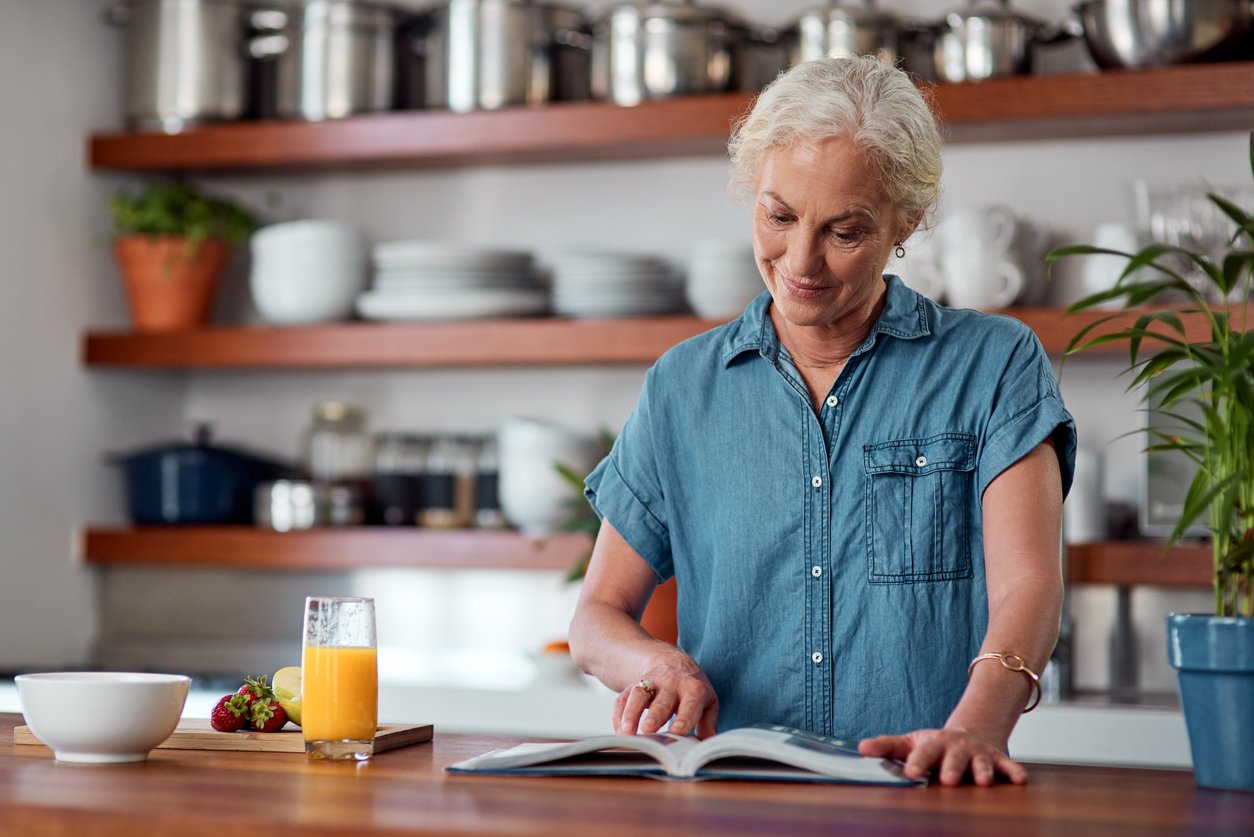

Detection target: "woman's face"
[753, 137, 908, 332]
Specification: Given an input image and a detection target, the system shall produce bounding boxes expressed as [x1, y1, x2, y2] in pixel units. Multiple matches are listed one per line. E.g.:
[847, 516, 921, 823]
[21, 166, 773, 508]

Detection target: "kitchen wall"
[0, 0, 1235, 707]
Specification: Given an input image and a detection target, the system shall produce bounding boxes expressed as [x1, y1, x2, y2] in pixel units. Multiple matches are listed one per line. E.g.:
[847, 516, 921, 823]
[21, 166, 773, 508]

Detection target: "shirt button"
[811, 475, 822, 488]
[915, 456, 928, 467]
[811, 652, 824, 664]
[811, 565, 822, 578]
[825, 395, 839, 408]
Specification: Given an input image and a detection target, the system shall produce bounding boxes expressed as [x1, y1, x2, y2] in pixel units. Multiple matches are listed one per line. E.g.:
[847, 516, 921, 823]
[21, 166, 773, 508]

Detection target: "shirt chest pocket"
[863, 434, 976, 584]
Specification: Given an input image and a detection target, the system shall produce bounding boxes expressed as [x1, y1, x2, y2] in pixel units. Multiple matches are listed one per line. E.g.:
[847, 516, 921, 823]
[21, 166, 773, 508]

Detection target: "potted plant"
[109, 181, 255, 332]
[555, 432, 679, 645]
[1048, 136, 1253, 791]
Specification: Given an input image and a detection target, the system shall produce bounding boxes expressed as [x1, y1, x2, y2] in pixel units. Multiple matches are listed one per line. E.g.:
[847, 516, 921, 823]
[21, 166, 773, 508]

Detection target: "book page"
[679, 726, 919, 785]
[448, 734, 700, 774]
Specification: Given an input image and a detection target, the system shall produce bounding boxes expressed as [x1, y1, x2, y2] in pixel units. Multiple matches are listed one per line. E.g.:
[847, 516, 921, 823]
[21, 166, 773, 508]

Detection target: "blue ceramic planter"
[1166, 613, 1254, 791]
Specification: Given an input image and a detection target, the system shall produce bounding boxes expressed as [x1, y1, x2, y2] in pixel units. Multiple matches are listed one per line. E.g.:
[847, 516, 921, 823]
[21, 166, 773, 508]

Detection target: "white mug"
[942, 253, 1024, 310]
[249, 219, 368, 325]
[936, 204, 1021, 258]
[1081, 222, 1140, 308]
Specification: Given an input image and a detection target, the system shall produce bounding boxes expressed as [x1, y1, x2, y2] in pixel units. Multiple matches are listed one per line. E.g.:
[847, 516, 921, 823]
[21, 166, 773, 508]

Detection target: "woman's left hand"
[857, 726, 1028, 787]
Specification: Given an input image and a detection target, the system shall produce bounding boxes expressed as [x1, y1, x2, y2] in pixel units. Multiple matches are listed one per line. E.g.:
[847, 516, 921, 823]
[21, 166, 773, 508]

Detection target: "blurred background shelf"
[82, 526, 591, 572]
[83, 526, 1209, 587]
[81, 307, 1223, 369]
[1066, 541, 1212, 588]
[87, 63, 1254, 173]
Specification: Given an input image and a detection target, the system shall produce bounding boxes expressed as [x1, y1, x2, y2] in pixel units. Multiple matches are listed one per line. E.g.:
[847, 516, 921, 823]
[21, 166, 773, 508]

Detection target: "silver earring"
[895, 244, 906, 259]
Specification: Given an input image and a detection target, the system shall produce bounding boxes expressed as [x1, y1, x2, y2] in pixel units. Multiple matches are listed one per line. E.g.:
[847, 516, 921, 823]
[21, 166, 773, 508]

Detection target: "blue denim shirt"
[585, 276, 1077, 740]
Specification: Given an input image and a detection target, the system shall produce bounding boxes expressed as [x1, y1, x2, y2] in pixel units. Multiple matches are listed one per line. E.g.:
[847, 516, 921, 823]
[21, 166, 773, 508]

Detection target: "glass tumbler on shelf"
[474, 435, 507, 530]
[418, 433, 476, 528]
[301, 596, 378, 761]
[372, 432, 428, 526]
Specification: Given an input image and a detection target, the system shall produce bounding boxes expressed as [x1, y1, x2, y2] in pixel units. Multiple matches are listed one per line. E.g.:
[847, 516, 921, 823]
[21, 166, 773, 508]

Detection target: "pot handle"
[247, 33, 290, 61]
[250, 8, 289, 32]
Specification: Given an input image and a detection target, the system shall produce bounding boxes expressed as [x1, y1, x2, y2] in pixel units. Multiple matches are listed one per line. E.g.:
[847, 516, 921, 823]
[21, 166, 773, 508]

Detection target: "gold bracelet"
[967, 652, 1042, 713]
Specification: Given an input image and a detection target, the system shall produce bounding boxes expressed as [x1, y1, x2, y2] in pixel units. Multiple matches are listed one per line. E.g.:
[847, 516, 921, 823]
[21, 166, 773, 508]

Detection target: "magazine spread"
[446, 724, 923, 785]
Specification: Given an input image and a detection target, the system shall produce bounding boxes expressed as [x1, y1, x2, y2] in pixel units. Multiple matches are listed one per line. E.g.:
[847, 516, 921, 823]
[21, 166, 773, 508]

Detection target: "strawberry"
[250, 697, 288, 733]
[236, 674, 288, 732]
[210, 693, 250, 732]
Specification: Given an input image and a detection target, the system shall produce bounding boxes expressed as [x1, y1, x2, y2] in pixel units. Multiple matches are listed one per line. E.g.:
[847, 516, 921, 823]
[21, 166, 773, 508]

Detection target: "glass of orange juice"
[301, 596, 378, 760]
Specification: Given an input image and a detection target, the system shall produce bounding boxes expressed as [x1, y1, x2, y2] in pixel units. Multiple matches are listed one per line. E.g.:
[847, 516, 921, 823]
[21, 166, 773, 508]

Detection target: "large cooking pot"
[1074, 0, 1254, 69]
[789, 0, 903, 65]
[111, 425, 294, 525]
[592, 0, 745, 107]
[423, 0, 592, 113]
[249, 0, 403, 121]
[931, 0, 1071, 82]
[105, 0, 261, 132]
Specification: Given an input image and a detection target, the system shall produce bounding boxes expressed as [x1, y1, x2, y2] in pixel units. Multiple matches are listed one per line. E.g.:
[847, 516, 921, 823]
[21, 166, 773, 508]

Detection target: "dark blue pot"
[1166, 613, 1254, 791]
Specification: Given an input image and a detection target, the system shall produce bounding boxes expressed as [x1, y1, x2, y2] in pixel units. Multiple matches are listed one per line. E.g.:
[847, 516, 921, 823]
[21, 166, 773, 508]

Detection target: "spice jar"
[419, 433, 476, 528]
[372, 432, 429, 526]
[473, 435, 507, 530]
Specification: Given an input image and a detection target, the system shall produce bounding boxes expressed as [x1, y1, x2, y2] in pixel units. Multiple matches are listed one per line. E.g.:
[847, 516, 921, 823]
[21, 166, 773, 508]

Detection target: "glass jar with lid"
[371, 432, 428, 526]
[473, 434, 507, 530]
[303, 401, 373, 485]
[419, 433, 477, 528]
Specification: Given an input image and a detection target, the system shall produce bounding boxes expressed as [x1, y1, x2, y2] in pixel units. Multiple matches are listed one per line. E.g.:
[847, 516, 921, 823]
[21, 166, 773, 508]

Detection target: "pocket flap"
[863, 434, 976, 476]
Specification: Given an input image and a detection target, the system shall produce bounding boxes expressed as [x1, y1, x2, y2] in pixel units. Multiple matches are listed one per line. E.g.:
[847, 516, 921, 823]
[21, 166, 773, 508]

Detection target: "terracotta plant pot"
[641, 576, 679, 645]
[113, 235, 230, 332]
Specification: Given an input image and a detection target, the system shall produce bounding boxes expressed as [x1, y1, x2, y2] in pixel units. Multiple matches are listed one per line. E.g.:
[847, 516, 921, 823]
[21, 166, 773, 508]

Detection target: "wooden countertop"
[2, 715, 1249, 835]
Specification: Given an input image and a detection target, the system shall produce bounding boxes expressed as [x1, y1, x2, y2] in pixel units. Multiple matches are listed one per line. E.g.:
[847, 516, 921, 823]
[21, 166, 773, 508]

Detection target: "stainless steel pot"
[733, 26, 789, 92]
[790, 0, 902, 65]
[1075, 0, 1254, 69]
[106, 0, 260, 132]
[931, 0, 1069, 82]
[249, 0, 401, 121]
[592, 0, 745, 107]
[423, 0, 592, 113]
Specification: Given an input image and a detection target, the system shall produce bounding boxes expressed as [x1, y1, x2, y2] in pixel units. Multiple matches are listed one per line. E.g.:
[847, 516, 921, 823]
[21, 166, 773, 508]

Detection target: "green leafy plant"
[556, 429, 616, 583]
[1047, 136, 1253, 618]
[108, 181, 255, 248]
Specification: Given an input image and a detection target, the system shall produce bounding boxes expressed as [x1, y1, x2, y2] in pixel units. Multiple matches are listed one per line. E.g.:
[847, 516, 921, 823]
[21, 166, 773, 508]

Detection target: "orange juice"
[301, 645, 378, 742]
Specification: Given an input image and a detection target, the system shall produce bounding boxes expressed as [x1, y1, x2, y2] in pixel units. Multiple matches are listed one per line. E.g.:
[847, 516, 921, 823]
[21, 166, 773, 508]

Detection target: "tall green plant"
[1047, 136, 1254, 618]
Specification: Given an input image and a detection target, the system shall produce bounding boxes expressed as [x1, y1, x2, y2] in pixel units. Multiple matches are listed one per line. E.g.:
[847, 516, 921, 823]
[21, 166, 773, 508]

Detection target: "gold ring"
[637, 678, 655, 697]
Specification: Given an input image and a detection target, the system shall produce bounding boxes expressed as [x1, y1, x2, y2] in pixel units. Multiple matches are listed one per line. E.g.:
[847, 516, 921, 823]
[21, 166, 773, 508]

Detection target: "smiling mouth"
[775, 270, 830, 296]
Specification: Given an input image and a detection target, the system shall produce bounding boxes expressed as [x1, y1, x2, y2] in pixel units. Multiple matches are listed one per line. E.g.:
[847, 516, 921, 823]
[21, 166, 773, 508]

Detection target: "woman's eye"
[766, 212, 791, 225]
[830, 228, 864, 243]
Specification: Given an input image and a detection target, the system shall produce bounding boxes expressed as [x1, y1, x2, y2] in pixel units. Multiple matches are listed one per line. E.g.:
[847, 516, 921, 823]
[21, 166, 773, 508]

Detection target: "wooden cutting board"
[14, 721, 433, 754]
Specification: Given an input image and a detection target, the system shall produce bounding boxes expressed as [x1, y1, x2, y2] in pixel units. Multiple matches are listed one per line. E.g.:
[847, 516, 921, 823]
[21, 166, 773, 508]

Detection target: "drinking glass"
[301, 596, 378, 760]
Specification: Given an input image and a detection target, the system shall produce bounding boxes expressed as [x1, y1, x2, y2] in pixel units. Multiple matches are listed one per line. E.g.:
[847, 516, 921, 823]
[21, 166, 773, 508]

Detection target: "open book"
[447, 724, 923, 785]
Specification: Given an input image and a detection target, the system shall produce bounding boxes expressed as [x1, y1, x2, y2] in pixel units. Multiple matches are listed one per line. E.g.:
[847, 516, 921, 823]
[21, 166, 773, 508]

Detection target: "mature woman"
[568, 55, 1076, 787]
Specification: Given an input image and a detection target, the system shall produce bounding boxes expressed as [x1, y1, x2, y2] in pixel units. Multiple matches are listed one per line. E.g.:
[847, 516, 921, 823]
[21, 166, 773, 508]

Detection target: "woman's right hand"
[612, 648, 719, 738]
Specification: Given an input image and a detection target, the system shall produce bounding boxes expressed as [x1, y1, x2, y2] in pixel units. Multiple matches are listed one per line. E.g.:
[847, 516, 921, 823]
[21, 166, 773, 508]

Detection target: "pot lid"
[796, 0, 900, 26]
[110, 423, 290, 468]
[941, 0, 1045, 29]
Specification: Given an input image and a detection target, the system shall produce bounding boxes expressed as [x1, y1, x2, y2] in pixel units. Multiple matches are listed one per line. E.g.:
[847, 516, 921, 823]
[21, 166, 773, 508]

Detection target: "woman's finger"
[858, 734, 912, 761]
[637, 689, 677, 734]
[994, 751, 1029, 785]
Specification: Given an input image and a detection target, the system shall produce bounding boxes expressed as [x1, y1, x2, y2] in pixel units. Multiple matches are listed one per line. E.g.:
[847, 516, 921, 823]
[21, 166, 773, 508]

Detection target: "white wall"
[0, 0, 1242, 704]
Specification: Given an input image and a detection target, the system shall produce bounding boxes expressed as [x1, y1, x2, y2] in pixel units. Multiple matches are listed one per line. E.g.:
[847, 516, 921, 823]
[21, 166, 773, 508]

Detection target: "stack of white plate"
[549, 251, 686, 318]
[356, 241, 548, 321]
[685, 241, 763, 319]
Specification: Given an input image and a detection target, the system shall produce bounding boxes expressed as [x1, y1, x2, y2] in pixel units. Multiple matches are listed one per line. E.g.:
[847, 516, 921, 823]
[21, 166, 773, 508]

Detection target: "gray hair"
[728, 56, 943, 230]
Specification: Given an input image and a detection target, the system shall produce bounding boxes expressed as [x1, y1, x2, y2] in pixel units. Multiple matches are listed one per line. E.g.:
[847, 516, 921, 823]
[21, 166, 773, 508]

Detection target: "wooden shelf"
[81, 307, 1223, 369]
[87, 63, 1254, 173]
[1066, 541, 1213, 588]
[82, 526, 591, 572]
[83, 526, 1211, 588]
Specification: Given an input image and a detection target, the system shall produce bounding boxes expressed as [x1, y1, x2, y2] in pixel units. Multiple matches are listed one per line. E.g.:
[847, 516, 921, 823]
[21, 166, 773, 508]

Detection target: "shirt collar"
[720, 275, 932, 367]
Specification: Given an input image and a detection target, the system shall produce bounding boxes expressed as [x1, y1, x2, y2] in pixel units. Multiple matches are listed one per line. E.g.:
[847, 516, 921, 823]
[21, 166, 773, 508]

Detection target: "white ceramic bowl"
[249, 219, 368, 324]
[16, 672, 190, 763]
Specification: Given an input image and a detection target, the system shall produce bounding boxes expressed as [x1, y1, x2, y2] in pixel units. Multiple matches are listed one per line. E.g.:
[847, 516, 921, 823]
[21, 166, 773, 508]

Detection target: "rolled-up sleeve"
[977, 332, 1077, 499]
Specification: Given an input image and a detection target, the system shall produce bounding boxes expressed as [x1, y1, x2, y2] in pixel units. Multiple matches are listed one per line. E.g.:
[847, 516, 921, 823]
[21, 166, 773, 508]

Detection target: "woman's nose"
[782, 227, 824, 278]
